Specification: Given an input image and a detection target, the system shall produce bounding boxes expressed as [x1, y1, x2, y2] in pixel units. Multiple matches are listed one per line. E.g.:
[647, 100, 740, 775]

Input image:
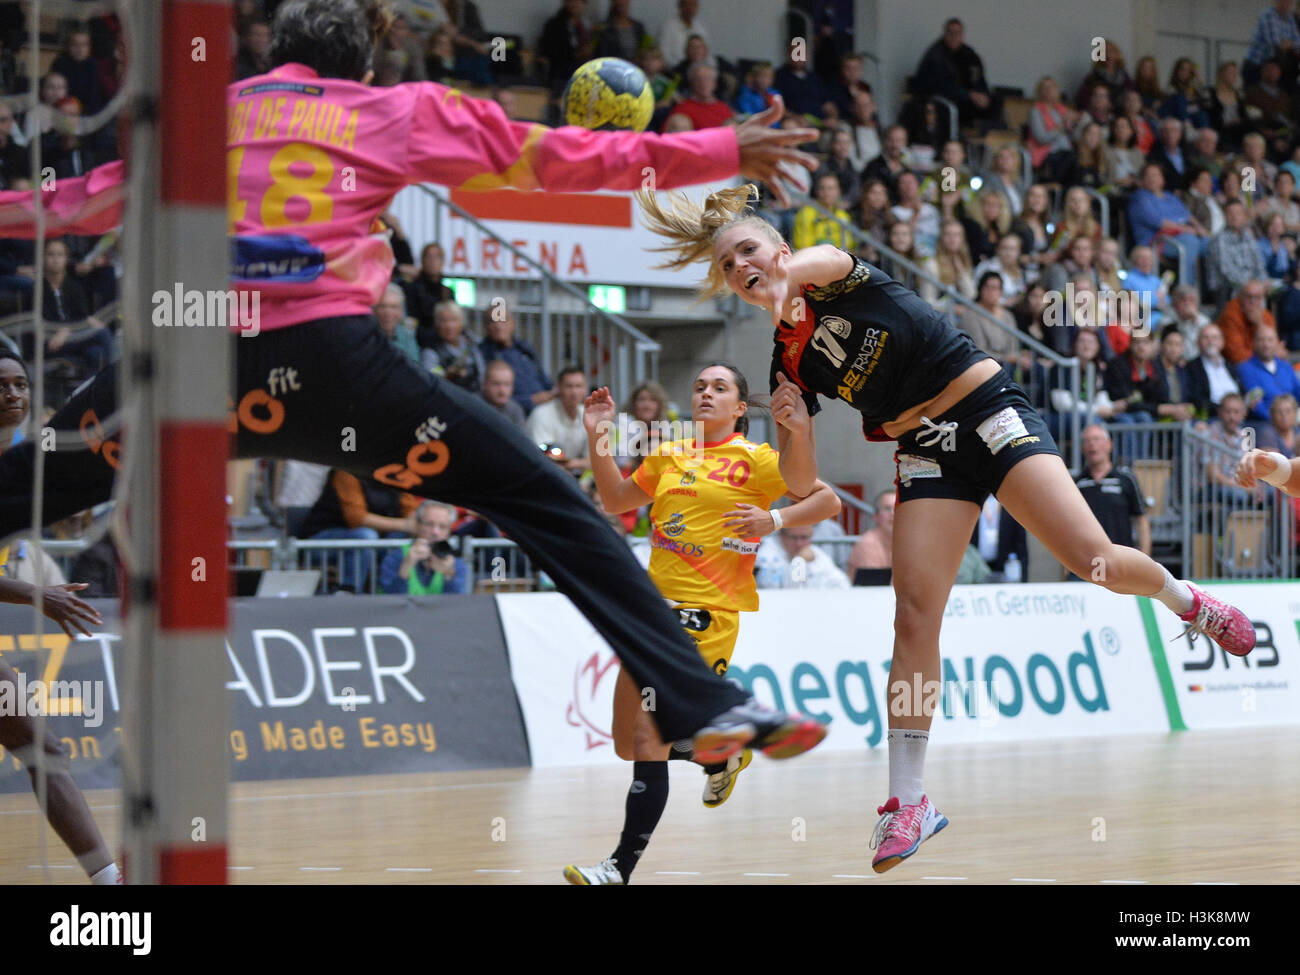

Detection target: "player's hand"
[722, 503, 776, 537]
[771, 371, 810, 436]
[735, 95, 820, 209]
[583, 386, 616, 435]
[37, 583, 101, 638]
[1236, 448, 1274, 489]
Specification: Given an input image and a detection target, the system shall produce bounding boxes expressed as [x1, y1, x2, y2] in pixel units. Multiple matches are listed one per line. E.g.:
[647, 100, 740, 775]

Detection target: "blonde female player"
[637, 184, 1257, 874]
[563, 363, 841, 885]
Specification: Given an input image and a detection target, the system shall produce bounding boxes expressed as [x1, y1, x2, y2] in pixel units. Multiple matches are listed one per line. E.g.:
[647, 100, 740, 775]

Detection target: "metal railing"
[1082, 187, 1111, 240]
[812, 202, 1083, 470]
[399, 184, 660, 393]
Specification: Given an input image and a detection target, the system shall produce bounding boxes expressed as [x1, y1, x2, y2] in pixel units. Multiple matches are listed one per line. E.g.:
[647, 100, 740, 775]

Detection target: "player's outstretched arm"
[584, 387, 653, 514]
[1238, 448, 1300, 497]
[408, 85, 818, 206]
[0, 579, 102, 638]
[773, 371, 817, 497]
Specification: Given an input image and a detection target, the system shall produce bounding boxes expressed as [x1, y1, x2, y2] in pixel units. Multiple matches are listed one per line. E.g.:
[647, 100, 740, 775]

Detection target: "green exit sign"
[588, 284, 626, 313]
[444, 278, 476, 306]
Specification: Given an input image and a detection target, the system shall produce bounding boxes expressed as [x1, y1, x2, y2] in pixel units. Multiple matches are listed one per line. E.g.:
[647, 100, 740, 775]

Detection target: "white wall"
[473, 0, 791, 69]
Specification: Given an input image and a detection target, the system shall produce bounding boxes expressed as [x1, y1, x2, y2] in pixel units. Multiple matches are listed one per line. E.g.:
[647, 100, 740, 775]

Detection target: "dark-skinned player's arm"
[0, 578, 101, 638]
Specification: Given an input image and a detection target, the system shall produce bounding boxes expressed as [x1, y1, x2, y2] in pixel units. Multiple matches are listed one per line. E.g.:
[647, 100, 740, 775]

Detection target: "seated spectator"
[538, 0, 591, 92]
[1041, 235, 1098, 295]
[1073, 41, 1131, 111]
[1151, 325, 1198, 423]
[755, 522, 851, 589]
[825, 53, 867, 122]
[982, 145, 1029, 219]
[1243, 58, 1293, 156]
[890, 171, 939, 257]
[880, 220, 921, 291]
[1026, 76, 1078, 183]
[1243, 1, 1300, 87]
[1072, 122, 1107, 191]
[442, 0, 494, 85]
[855, 179, 893, 263]
[1208, 63, 1246, 152]
[672, 33, 728, 94]
[1074, 85, 1113, 142]
[33, 238, 113, 376]
[1199, 393, 1263, 505]
[1095, 237, 1124, 292]
[235, 19, 271, 79]
[971, 495, 1029, 579]
[662, 63, 733, 131]
[379, 14, 428, 82]
[0, 103, 28, 191]
[1118, 90, 1156, 154]
[920, 140, 976, 213]
[525, 364, 590, 472]
[422, 301, 485, 391]
[1257, 170, 1300, 234]
[1186, 322, 1241, 416]
[379, 500, 469, 596]
[821, 129, 861, 209]
[1132, 55, 1163, 111]
[1235, 132, 1277, 197]
[912, 17, 997, 131]
[1051, 186, 1103, 256]
[1012, 283, 1050, 349]
[957, 272, 1019, 364]
[862, 124, 911, 203]
[1255, 391, 1299, 456]
[405, 242, 455, 347]
[1219, 279, 1275, 363]
[961, 190, 1010, 263]
[1104, 332, 1161, 425]
[921, 219, 976, 308]
[424, 26, 457, 84]
[1206, 199, 1269, 305]
[1168, 283, 1211, 352]
[774, 36, 833, 120]
[1013, 183, 1055, 271]
[50, 30, 111, 161]
[1160, 58, 1210, 130]
[375, 284, 420, 365]
[1183, 166, 1226, 235]
[479, 304, 554, 415]
[480, 360, 527, 430]
[1119, 245, 1169, 329]
[1187, 127, 1223, 182]
[734, 60, 777, 117]
[1237, 324, 1300, 422]
[1073, 424, 1150, 554]
[297, 469, 419, 592]
[1258, 212, 1296, 281]
[972, 233, 1026, 306]
[842, 86, 882, 171]
[1049, 328, 1119, 419]
[793, 171, 855, 251]
[638, 47, 681, 130]
[658, 0, 710, 70]
[1128, 162, 1208, 279]
[846, 489, 895, 575]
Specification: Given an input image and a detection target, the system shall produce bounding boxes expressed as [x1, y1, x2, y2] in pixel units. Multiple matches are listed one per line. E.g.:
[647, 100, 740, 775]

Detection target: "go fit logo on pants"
[725, 632, 1111, 747]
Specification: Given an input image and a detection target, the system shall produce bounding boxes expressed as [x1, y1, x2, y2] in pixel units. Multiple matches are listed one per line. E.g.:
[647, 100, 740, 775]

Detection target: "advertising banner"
[500, 585, 1169, 767]
[1143, 583, 1300, 730]
[0, 596, 528, 793]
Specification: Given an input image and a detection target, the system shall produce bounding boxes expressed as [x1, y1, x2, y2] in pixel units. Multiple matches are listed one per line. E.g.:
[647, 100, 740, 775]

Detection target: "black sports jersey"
[1074, 465, 1146, 548]
[769, 254, 988, 438]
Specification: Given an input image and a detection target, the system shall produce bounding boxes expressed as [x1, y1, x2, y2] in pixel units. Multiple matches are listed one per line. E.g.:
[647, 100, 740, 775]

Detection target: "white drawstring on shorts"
[916, 416, 958, 451]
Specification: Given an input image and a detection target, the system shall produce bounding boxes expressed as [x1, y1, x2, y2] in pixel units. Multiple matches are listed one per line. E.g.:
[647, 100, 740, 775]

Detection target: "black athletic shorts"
[892, 370, 1060, 506]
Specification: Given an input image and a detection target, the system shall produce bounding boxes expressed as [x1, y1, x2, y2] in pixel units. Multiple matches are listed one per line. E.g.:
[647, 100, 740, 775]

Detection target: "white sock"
[887, 728, 928, 806]
[1149, 567, 1195, 616]
[88, 861, 121, 885]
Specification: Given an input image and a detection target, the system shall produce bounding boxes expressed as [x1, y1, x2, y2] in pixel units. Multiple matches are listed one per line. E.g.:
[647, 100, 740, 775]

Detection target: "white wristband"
[1260, 452, 1292, 488]
[770, 508, 784, 531]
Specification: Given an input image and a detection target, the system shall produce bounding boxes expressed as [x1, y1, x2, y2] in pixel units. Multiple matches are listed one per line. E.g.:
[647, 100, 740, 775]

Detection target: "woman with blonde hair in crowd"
[1012, 183, 1055, 272]
[965, 189, 1013, 262]
[1095, 237, 1125, 293]
[1050, 186, 1102, 255]
[1208, 61, 1245, 151]
[919, 219, 975, 310]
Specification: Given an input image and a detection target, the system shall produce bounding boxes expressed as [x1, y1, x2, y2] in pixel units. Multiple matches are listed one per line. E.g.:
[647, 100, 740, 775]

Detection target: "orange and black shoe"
[692, 698, 827, 763]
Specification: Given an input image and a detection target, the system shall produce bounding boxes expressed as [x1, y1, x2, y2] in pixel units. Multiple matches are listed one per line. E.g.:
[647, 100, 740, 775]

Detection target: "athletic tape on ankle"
[1260, 452, 1292, 488]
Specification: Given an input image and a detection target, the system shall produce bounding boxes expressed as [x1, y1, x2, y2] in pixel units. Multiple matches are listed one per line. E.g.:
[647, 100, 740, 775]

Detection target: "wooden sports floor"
[3, 728, 1297, 884]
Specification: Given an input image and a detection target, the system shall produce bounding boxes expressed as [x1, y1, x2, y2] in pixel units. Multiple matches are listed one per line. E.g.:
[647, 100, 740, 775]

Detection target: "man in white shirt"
[658, 0, 712, 71]
[755, 523, 850, 589]
[1168, 285, 1210, 356]
[525, 365, 590, 472]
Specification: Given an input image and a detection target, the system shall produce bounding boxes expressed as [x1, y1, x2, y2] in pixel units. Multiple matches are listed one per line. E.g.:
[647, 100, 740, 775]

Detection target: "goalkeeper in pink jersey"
[0, 0, 827, 763]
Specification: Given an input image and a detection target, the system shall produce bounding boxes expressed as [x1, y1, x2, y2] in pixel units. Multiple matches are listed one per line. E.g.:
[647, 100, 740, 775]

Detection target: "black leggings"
[0, 316, 743, 740]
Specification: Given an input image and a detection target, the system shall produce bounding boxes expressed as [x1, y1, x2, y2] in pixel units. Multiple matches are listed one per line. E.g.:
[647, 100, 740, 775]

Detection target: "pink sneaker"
[870, 795, 948, 874]
[1178, 585, 1256, 657]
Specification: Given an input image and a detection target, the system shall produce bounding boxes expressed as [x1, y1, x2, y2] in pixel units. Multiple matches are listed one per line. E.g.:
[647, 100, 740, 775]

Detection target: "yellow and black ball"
[561, 57, 654, 132]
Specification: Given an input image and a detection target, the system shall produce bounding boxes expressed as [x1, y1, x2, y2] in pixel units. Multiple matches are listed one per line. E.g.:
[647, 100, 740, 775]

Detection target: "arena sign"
[0, 596, 528, 794]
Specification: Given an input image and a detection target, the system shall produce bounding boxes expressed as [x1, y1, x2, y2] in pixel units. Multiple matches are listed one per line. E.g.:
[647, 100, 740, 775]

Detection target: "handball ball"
[561, 57, 654, 132]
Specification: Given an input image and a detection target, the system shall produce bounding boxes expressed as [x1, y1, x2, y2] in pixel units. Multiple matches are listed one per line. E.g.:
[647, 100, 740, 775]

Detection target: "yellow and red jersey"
[632, 433, 787, 612]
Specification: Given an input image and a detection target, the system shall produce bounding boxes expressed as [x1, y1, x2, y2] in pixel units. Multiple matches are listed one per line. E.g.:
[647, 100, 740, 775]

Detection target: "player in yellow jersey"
[563, 362, 840, 885]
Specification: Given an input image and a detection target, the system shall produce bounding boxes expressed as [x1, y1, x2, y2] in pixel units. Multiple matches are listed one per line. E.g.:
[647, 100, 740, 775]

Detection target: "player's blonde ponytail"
[635, 184, 782, 298]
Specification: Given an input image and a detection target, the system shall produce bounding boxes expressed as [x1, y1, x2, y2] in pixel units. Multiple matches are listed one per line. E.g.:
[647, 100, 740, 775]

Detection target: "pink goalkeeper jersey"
[228, 64, 740, 330]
